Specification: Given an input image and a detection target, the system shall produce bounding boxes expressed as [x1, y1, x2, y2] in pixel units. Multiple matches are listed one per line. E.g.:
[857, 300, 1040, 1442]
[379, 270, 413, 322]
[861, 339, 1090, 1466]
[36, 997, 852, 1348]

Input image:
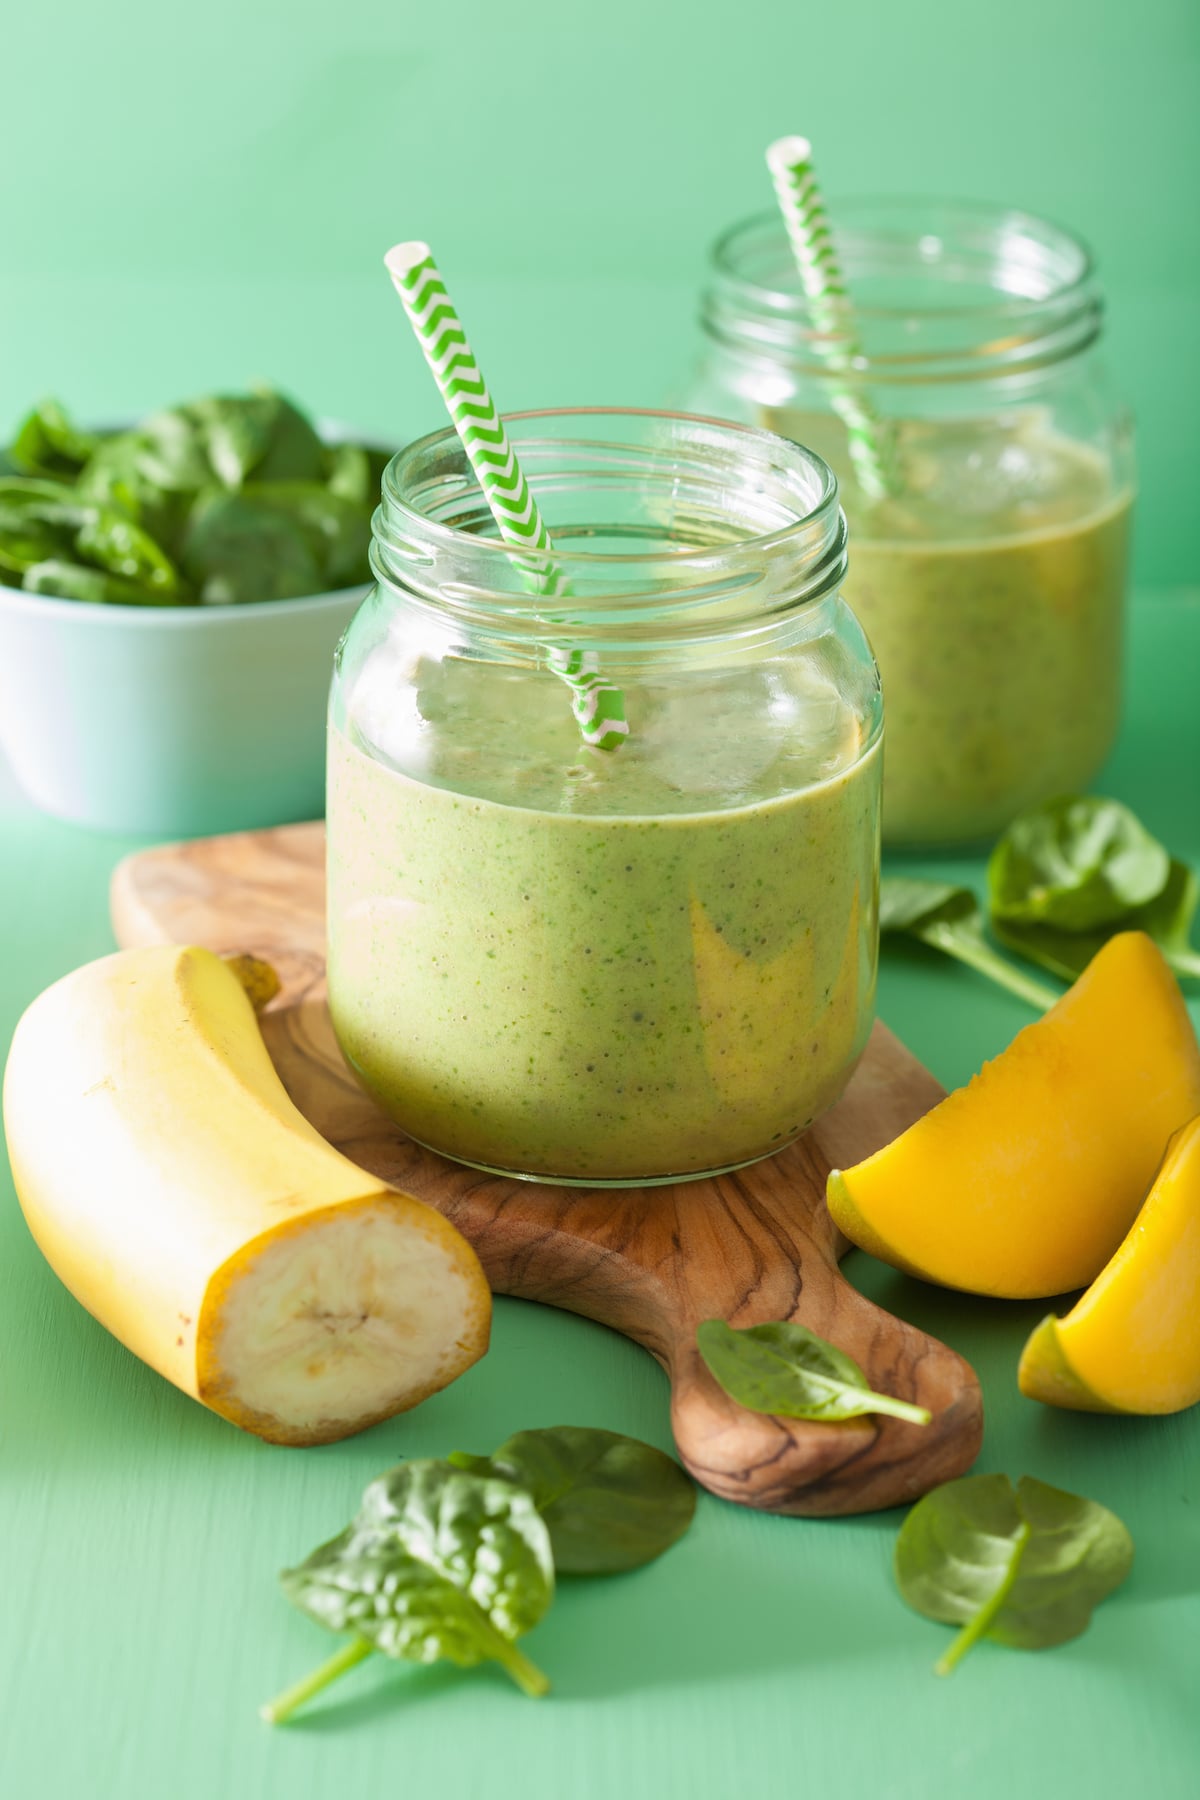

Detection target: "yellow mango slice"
[1019, 1116, 1200, 1413]
[827, 933, 1200, 1298]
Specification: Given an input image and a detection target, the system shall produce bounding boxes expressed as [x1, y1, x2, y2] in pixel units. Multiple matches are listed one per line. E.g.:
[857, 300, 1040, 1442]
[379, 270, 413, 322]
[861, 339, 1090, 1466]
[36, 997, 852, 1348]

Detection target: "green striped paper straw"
[383, 241, 629, 753]
[765, 136, 896, 501]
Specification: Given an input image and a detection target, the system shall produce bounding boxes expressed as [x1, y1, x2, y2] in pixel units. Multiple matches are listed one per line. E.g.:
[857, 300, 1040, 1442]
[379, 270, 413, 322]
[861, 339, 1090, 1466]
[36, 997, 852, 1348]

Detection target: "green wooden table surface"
[1, 593, 1197, 1800]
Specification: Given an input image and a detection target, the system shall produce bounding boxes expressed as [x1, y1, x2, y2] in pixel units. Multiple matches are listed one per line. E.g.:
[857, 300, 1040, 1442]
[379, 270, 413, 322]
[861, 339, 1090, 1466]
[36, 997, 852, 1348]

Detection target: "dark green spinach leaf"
[181, 490, 323, 604]
[989, 795, 1171, 931]
[992, 858, 1200, 984]
[263, 1461, 553, 1724]
[697, 1318, 932, 1425]
[252, 392, 327, 483]
[10, 399, 98, 479]
[249, 481, 372, 589]
[326, 441, 372, 506]
[0, 477, 75, 575]
[74, 504, 182, 594]
[448, 1426, 696, 1574]
[879, 876, 1059, 1010]
[75, 434, 189, 549]
[126, 410, 214, 494]
[186, 393, 278, 488]
[895, 1472, 1134, 1675]
[326, 440, 392, 508]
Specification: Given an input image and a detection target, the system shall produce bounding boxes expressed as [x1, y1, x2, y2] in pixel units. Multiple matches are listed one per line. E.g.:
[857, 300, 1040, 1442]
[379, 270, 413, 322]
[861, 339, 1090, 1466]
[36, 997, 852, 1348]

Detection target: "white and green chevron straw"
[383, 241, 629, 752]
[766, 136, 896, 501]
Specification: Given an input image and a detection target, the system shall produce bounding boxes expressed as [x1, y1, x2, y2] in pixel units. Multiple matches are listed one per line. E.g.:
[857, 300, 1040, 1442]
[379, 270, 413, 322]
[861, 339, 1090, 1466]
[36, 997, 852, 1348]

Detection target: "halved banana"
[3, 944, 490, 1444]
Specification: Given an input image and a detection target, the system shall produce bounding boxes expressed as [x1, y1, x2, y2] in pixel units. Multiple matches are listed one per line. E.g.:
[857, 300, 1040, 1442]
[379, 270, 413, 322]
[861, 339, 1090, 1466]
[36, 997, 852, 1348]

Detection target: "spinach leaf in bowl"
[10, 400, 99, 480]
[248, 482, 372, 590]
[75, 435, 192, 555]
[188, 392, 328, 489]
[326, 441, 392, 510]
[0, 476, 183, 600]
[23, 559, 182, 606]
[0, 477, 76, 576]
[182, 490, 325, 604]
[2, 388, 388, 606]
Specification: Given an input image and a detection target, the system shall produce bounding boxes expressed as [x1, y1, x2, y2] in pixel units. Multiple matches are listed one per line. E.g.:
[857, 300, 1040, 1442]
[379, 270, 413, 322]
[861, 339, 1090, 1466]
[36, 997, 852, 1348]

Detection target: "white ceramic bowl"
[0, 578, 366, 835]
[0, 417, 384, 835]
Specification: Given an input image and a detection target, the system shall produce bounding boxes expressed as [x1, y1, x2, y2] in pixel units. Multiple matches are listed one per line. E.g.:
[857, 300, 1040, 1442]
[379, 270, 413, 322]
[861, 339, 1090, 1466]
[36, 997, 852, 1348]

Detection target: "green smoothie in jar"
[326, 410, 882, 1185]
[763, 409, 1131, 845]
[690, 200, 1134, 847]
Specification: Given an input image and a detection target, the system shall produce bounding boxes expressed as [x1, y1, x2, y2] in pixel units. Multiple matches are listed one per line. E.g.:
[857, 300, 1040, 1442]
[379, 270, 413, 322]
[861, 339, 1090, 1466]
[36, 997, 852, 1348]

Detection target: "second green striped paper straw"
[384, 241, 629, 753]
[766, 136, 897, 502]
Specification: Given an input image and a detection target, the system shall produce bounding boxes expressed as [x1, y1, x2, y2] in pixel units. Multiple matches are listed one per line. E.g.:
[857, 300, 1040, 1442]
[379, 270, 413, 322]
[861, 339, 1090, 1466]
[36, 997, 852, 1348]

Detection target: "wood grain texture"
[111, 823, 982, 1516]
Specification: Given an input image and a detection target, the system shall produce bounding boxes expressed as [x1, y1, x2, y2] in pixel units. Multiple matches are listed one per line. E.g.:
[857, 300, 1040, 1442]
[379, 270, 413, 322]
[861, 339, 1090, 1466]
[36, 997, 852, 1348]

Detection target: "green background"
[2, 3, 1199, 1795]
[4, 0, 1198, 582]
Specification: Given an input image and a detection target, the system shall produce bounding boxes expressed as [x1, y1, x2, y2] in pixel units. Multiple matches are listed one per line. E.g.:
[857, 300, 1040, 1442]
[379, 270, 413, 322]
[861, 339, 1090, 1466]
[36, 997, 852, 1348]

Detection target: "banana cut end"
[198, 1193, 491, 1446]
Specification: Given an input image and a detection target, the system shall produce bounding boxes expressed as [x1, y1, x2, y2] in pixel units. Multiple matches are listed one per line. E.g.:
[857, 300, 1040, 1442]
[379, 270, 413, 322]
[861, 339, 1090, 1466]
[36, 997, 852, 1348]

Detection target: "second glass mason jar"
[687, 201, 1135, 847]
[327, 409, 882, 1185]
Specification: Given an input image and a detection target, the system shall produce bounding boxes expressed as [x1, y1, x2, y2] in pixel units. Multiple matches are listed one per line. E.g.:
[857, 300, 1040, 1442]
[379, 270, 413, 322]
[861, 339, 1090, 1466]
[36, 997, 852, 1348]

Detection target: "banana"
[2, 944, 491, 1445]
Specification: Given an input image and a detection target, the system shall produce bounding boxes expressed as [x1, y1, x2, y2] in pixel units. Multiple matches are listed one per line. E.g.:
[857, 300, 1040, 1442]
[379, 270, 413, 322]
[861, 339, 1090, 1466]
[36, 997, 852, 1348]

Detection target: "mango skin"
[1018, 1316, 1119, 1413]
[1020, 1115, 1200, 1415]
[827, 933, 1200, 1299]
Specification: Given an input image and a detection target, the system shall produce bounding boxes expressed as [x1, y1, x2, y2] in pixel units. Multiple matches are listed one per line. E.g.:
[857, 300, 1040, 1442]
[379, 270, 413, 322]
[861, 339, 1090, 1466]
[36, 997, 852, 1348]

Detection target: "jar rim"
[704, 198, 1102, 382]
[381, 405, 839, 568]
[374, 407, 848, 647]
[712, 197, 1097, 318]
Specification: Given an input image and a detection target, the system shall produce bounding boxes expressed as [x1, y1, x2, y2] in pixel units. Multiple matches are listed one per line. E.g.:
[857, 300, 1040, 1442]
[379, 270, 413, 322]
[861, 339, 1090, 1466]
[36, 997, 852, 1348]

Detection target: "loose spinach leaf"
[879, 876, 1060, 1011]
[993, 858, 1200, 984]
[696, 1318, 932, 1425]
[22, 559, 181, 605]
[989, 795, 1171, 931]
[895, 1472, 1134, 1675]
[9, 399, 98, 479]
[448, 1426, 696, 1574]
[263, 1461, 553, 1724]
[181, 490, 323, 603]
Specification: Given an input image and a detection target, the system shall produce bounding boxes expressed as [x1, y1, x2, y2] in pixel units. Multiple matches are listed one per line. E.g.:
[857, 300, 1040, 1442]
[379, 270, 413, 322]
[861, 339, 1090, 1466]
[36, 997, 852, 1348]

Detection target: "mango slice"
[827, 933, 1200, 1298]
[1019, 1116, 1200, 1413]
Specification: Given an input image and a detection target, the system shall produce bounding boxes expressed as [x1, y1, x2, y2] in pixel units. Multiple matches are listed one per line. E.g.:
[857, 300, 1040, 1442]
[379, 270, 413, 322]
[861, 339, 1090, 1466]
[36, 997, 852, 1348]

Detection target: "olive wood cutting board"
[110, 822, 982, 1516]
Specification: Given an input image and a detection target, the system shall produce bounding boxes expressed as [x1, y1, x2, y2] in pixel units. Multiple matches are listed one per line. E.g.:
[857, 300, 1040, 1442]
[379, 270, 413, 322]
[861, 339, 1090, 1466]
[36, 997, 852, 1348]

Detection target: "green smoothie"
[764, 409, 1132, 846]
[326, 661, 880, 1183]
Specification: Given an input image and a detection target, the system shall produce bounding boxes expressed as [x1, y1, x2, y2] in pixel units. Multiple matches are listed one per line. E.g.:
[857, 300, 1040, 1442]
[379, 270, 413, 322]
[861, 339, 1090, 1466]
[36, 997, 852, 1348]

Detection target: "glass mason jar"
[326, 408, 882, 1186]
[687, 201, 1135, 847]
